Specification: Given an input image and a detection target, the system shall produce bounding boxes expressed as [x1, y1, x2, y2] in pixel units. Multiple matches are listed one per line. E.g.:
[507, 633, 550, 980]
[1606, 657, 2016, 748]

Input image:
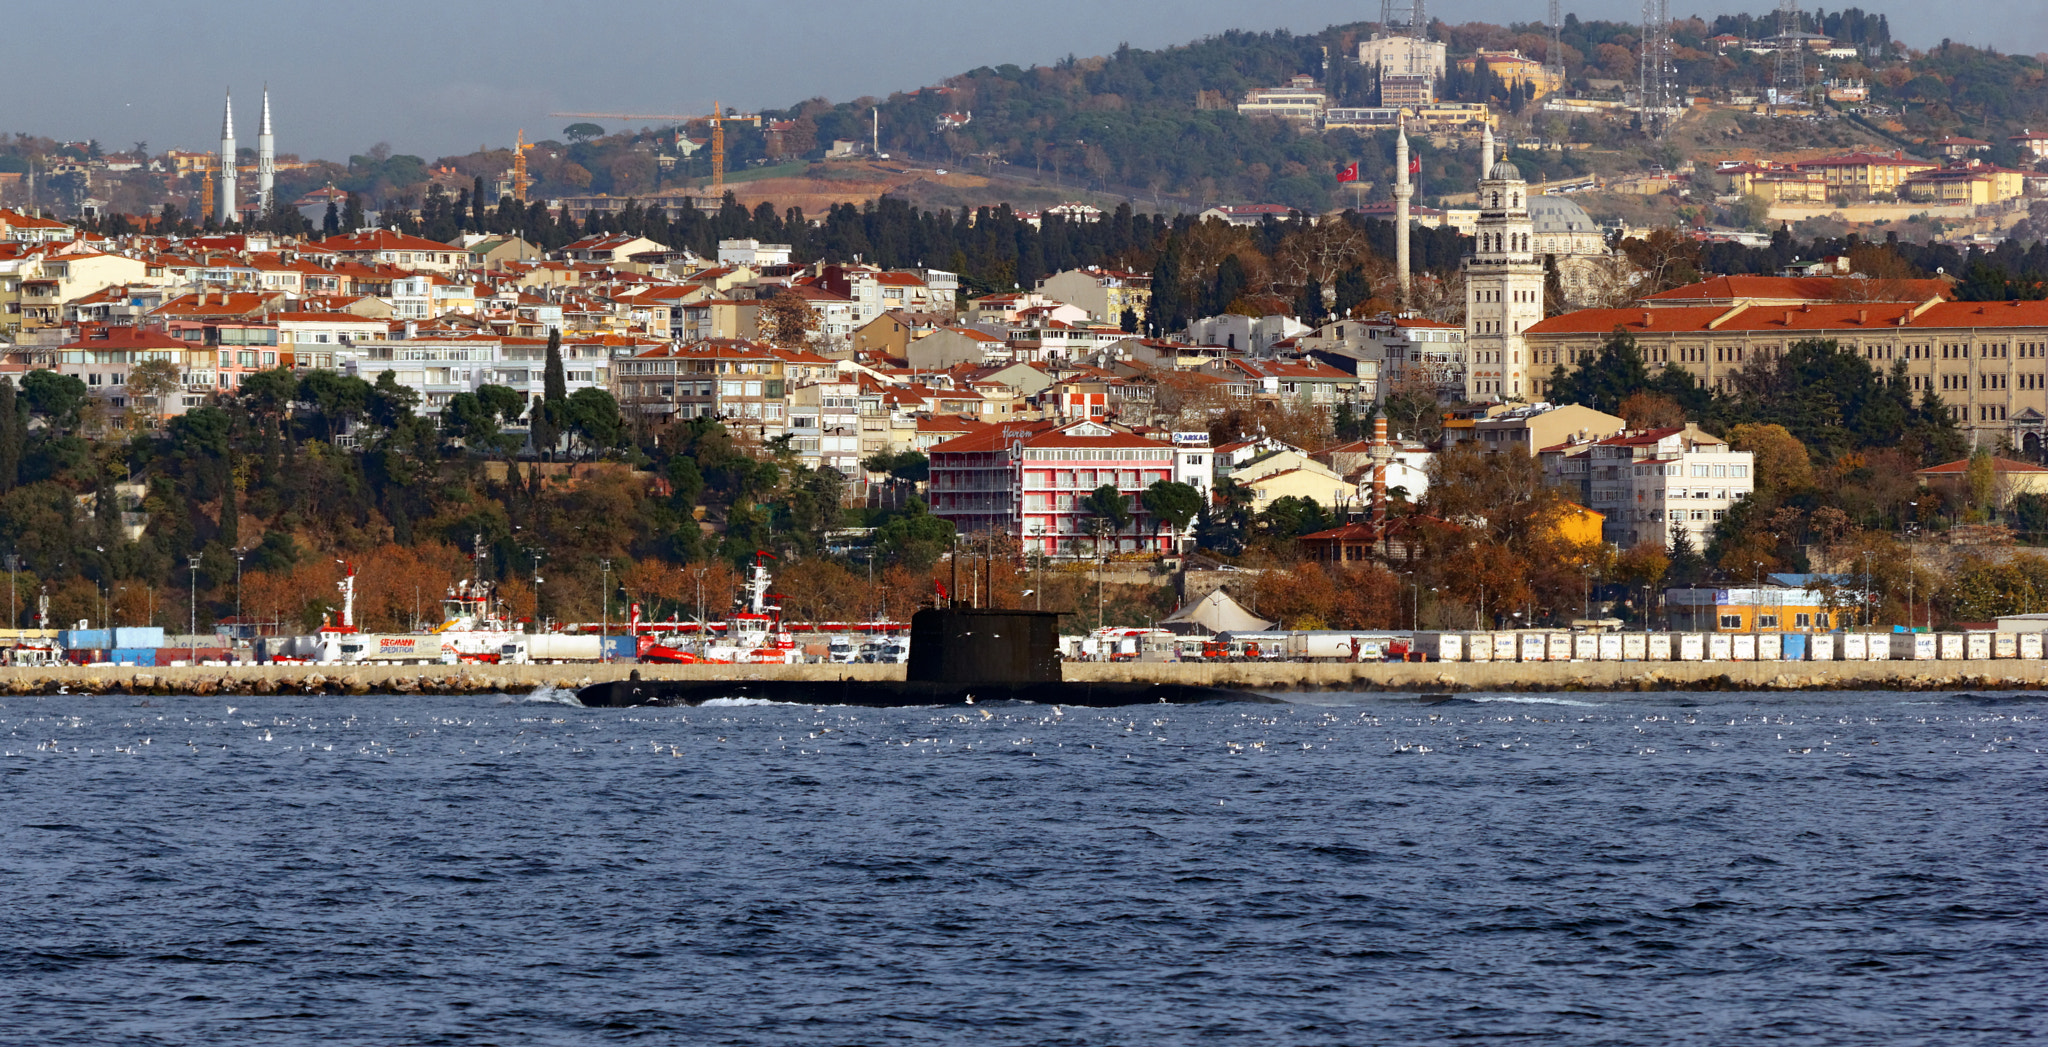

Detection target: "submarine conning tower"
[906, 608, 1064, 684]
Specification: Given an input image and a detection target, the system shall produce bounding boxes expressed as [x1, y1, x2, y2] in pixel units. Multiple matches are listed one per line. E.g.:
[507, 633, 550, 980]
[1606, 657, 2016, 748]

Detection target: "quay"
[3, 659, 2048, 697]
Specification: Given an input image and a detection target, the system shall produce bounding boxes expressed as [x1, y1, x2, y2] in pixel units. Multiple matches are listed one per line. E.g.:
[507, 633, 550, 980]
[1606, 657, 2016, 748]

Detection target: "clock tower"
[1462, 128, 1545, 402]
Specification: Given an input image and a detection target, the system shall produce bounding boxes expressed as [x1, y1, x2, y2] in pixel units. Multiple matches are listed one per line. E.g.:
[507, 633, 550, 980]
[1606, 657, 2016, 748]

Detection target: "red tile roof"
[1643, 275, 1953, 304]
[1916, 456, 2048, 475]
[1528, 299, 2048, 336]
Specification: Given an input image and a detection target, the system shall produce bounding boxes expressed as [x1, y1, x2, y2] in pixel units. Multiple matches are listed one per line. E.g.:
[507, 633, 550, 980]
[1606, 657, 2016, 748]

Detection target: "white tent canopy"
[1161, 588, 1275, 634]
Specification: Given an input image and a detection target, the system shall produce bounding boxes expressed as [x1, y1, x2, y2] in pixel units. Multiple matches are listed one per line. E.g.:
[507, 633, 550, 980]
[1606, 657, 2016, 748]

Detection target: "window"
[1795, 613, 1811, 628]
[1817, 614, 1830, 629]
[1731, 465, 1748, 477]
[1757, 615, 1778, 628]
[1719, 614, 1742, 629]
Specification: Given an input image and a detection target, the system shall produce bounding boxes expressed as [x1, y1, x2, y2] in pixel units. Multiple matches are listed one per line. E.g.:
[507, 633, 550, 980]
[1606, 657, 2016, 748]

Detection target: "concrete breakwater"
[3, 659, 2048, 696]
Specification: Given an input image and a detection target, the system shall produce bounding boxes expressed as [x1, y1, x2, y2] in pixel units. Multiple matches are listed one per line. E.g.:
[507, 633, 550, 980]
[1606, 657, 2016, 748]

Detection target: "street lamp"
[187, 554, 201, 664]
[235, 550, 246, 635]
[599, 558, 612, 654]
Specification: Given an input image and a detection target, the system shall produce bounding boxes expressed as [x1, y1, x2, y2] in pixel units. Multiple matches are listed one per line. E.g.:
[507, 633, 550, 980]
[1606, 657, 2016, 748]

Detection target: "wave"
[517, 685, 586, 707]
[1464, 695, 1603, 708]
[698, 697, 786, 707]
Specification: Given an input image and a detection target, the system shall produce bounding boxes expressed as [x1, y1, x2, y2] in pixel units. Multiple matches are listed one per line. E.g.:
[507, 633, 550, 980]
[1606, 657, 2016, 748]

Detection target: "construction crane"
[548, 103, 760, 195]
[511, 129, 533, 204]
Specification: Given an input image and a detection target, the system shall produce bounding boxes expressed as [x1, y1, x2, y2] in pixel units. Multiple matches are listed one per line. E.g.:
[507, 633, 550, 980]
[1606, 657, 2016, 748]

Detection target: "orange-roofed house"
[610, 338, 787, 440]
[1526, 298, 2048, 447]
[55, 326, 224, 421]
[1913, 456, 2048, 511]
[1790, 151, 1938, 201]
[320, 229, 467, 272]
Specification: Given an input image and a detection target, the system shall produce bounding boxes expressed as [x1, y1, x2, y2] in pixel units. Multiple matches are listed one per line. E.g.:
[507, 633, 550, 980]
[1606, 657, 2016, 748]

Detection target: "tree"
[322, 201, 340, 237]
[340, 192, 365, 235]
[532, 329, 567, 458]
[1143, 479, 1203, 551]
[862, 450, 929, 483]
[1618, 391, 1686, 430]
[756, 289, 821, 348]
[1725, 423, 1814, 496]
[563, 122, 605, 143]
[873, 500, 955, 569]
[1194, 479, 1253, 555]
[126, 359, 184, 427]
[564, 387, 625, 456]
[1080, 483, 1132, 556]
[0, 379, 21, 494]
[21, 370, 87, 430]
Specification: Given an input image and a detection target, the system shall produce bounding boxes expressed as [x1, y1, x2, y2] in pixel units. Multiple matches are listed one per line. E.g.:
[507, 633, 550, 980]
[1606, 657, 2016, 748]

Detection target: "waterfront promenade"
[3, 659, 2046, 696]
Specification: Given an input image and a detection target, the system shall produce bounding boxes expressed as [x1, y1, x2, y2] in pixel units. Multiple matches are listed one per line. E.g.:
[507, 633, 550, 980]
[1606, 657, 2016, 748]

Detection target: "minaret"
[218, 90, 238, 224]
[1479, 124, 1495, 180]
[1462, 145, 1543, 403]
[257, 87, 276, 214]
[1393, 117, 1413, 305]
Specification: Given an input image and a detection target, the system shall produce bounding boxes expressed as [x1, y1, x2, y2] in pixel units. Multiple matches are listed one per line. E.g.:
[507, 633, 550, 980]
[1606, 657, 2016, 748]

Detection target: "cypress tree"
[340, 192, 365, 234]
[0, 379, 20, 495]
[533, 329, 567, 458]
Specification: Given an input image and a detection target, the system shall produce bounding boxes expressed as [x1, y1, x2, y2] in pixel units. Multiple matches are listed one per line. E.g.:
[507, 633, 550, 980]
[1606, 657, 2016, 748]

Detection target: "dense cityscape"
[1, 4, 2046, 655]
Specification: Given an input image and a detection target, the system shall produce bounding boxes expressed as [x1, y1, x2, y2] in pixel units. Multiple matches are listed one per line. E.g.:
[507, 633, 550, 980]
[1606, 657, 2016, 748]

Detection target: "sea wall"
[3, 659, 2048, 696]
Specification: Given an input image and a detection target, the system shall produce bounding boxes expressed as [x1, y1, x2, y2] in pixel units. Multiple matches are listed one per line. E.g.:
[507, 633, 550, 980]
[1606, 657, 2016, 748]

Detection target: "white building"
[718, 239, 792, 267]
[1572, 426, 1754, 549]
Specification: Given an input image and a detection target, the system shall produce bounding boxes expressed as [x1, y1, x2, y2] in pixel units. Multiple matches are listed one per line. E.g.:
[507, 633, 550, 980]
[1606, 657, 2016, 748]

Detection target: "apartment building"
[611, 338, 787, 440]
[927, 419, 1189, 558]
[1035, 267, 1152, 325]
[1555, 425, 1754, 549]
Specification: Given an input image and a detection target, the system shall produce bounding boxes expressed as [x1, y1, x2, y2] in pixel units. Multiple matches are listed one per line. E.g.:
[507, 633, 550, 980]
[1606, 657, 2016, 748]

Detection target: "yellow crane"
[548, 103, 760, 195]
[511, 129, 533, 204]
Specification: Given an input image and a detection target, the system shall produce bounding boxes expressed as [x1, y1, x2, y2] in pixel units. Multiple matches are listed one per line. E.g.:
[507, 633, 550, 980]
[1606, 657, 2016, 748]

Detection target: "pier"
[4, 659, 2048, 697]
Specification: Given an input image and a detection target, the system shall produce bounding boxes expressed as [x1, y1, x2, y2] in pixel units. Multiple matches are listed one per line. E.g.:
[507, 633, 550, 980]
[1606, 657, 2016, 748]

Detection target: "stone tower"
[1461, 127, 1544, 402]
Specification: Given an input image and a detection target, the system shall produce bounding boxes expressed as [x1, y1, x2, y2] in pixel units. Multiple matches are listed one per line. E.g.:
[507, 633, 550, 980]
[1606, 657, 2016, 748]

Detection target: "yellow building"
[1548, 503, 1605, 546]
[1723, 163, 1829, 204]
[1791, 151, 1938, 200]
[1902, 163, 2030, 206]
[1913, 456, 2048, 510]
[1666, 586, 1839, 632]
[1456, 50, 1566, 98]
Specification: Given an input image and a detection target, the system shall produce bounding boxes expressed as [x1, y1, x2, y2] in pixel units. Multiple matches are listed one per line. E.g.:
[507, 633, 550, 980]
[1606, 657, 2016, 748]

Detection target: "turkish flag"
[1337, 161, 1359, 183]
[1409, 156, 1421, 175]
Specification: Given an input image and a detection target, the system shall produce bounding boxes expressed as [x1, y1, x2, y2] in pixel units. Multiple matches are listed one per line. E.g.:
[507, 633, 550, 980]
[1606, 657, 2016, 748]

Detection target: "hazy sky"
[14, 1, 2044, 161]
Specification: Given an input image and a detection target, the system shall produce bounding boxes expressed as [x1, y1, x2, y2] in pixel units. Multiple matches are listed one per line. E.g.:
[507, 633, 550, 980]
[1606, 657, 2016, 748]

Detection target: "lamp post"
[599, 558, 612, 655]
[529, 549, 544, 631]
[187, 555, 200, 664]
[235, 550, 246, 635]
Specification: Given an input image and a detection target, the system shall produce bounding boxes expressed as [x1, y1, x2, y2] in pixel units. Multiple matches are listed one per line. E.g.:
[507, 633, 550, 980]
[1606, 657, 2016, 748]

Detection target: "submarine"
[574, 607, 1279, 708]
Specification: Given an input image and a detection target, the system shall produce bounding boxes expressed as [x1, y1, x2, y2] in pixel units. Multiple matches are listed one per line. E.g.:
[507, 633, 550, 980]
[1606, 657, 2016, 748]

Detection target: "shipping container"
[1621, 633, 1647, 661]
[1464, 632, 1491, 662]
[1708, 634, 1732, 660]
[112, 627, 165, 649]
[1647, 633, 1672, 660]
[1492, 633, 1517, 661]
[2024, 633, 2045, 659]
[1547, 632, 1572, 660]
[59, 629, 110, 650]
[502, 635, 604, 664]
[1890, 633, 1937, 660]
[1678, 633, 1705, 661]
[1597, 634, 1622, 661]
[1732, 634, 1756, 661]
[1867, 633, 1892, 661]
[1781, 634, 1807, 661]
[1758, 634, 1782, 661]
[1519, 633, 1545, 661]
[1841, 633, 1867, 660]
[1964, 633, 1991, 660]
[109, 647, 157, 667]
[1808, 634, 1834, 661]
[1573, 633, 1598, 661]
[1413, 632, 1463, 662]
[1994, 633, 2017, 659]
[601, 635, 636, 661]
[1938, 633, 1964, 660]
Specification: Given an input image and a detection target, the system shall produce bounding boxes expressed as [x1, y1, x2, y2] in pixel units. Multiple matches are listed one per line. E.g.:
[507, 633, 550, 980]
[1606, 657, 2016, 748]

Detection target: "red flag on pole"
[1408, 156, 1421, 175]
[1336, 161, 1359, 183]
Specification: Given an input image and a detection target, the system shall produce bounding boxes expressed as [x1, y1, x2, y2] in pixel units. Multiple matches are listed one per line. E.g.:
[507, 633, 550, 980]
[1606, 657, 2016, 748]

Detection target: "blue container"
[110, 648, 157, 667]
[1781, 634, 1808, 661]
[60, 629, 111, 650]
[601, 635, 637, 662]
[112, 627, 165, 649]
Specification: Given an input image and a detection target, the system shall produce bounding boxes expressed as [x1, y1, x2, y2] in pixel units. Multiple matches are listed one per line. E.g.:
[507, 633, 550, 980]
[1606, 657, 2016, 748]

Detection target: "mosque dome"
[1528, 195, 1596, 233]
[1488, 160, 1525, 182]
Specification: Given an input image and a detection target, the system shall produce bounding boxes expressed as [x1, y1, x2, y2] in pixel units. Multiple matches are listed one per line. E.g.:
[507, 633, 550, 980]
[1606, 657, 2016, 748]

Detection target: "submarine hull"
[574, 678, 1279, 708]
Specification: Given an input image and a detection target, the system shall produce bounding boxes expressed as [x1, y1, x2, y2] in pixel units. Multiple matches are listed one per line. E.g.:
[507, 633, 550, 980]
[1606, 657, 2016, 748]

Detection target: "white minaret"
[1462, 149, 1543, 403]
[1393, 117, 1412, 305]
[257, 87, 276, 214]
[218, 90, 238, 223]
[1479, 124, 1495, 181]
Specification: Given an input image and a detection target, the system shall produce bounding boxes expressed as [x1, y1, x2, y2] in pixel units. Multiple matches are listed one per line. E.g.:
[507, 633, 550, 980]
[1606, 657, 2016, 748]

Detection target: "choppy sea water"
[3, 690, 2044, 1046]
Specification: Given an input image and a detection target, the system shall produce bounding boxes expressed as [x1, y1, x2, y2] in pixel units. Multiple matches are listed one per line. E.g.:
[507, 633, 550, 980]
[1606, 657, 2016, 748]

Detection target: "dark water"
[3, 690, 2044, 1046]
